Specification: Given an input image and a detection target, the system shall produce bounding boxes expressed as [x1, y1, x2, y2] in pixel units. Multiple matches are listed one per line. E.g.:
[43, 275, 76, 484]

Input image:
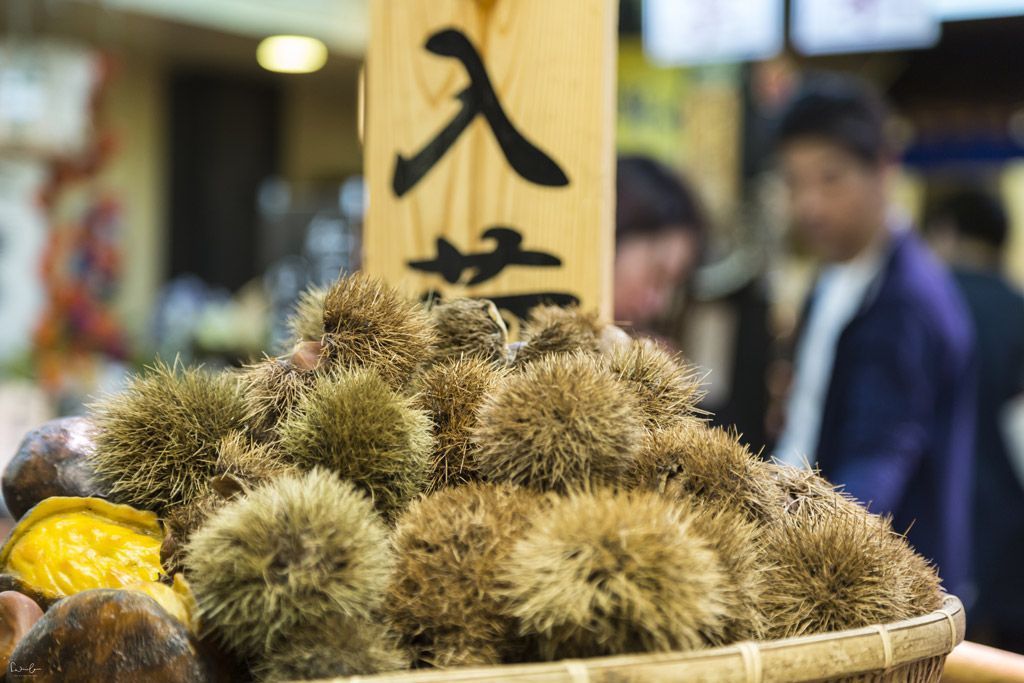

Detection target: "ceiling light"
[257, 35, 327, 74]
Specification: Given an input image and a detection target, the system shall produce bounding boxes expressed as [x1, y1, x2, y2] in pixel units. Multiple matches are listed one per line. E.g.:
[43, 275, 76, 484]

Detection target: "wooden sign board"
[363, 0, 618, 334]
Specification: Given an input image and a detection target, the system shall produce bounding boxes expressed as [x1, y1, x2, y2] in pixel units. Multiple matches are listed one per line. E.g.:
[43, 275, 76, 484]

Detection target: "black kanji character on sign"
[409, 226, 561, 286]
[393, 28, 570, 197]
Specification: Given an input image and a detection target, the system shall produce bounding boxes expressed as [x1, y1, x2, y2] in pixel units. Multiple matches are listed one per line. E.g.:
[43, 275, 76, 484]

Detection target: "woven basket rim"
[325, 594, 964, 683]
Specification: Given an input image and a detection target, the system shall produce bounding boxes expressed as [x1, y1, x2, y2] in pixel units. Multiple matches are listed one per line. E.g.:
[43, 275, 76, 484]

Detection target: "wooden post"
[363, 0, 618, 334]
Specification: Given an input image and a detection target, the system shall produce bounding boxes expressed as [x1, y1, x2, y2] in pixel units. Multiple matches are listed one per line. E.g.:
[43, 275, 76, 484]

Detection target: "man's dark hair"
[616, 155, 706, 245]
[930, 189, 1009, 249]
[775, 73, 890, 165]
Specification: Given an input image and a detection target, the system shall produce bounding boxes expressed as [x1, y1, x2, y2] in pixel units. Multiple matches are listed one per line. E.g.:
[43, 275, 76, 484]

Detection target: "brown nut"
[0, 591, 42, 672]
[291, 340, 324, 371]
[7, 589, 214, 682]
[2, 417, 108, 520]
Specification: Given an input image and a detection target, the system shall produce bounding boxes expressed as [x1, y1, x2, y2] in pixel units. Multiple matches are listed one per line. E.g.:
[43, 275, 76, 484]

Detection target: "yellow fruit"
[0, 497, 163, 605]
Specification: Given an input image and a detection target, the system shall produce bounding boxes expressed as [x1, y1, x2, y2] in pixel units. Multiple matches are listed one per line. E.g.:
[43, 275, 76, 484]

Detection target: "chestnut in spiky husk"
[688, 502, 767, 642]
[320, 272, 436, 387]
[252, 617, 408, 681]
[88, 360, 249, 514]
[633, 422, 780, 522]
[429, 298, 508, 366]
[161, 491, 223, 578]
[387, 483, 545, 667]
[286, 284, 328, 342]
[184, 468, 393, 659]
[500, 489, 729, 660]
[412, 357, 506, 491]
[237, 355, 320, 439]
[160, 433, 296, 575]
[758, 510, 944, 638]
[605, 339, 704, 432]
[473, 353, 644, 493]
[212, 432, 295, 488]
[513, 305, 603, 366]
[275, 368, 432, 520]
[764, 462, 868, 521]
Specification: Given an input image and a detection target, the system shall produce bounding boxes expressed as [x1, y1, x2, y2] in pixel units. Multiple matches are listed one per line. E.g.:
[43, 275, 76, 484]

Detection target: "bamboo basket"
[325, 595, 964, 683]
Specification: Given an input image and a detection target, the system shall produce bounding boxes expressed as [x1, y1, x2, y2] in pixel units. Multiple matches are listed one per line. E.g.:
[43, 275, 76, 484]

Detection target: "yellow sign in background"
[363, 0, 618, 330]
[617, 41, 742, 225]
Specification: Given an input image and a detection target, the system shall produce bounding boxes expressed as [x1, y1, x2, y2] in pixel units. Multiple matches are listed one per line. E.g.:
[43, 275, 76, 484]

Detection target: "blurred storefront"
[0, 0, 366, 414]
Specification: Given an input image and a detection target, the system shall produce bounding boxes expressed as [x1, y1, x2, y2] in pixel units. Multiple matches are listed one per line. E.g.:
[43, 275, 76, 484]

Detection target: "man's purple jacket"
[808, 229, 976, 599]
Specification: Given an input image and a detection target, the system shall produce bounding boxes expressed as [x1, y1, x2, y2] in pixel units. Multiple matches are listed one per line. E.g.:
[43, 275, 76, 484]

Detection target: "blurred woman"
[613, 155, 706, 335]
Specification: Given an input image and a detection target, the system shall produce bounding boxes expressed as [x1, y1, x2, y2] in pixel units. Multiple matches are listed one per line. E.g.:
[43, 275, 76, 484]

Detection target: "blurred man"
[773, 75, 975, 599]
[927, 189, 1024, 651]
[613, 156, 705, 332]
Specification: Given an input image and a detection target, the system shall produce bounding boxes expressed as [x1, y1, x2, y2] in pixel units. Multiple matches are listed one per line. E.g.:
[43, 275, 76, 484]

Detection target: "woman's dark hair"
[616, 155, 707, 245]
[929, 189, 1009, 249]
[775, 73, 889, 166]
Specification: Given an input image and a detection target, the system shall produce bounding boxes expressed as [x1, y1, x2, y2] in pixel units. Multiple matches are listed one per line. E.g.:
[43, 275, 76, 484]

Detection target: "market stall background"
[2, 0, 1024, 663]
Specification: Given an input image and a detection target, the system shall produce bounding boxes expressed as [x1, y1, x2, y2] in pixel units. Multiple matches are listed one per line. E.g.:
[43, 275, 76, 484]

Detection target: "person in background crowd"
[772, 74, 976, 600]
[926, 189, 1024, 653]
[613, 156, 706, 336]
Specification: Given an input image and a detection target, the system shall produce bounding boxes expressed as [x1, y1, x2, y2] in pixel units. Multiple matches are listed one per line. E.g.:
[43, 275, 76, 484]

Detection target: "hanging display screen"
[933, 0, 1024, 20]
[791, 0, 940, 56]
[642, 0, 784, 66]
